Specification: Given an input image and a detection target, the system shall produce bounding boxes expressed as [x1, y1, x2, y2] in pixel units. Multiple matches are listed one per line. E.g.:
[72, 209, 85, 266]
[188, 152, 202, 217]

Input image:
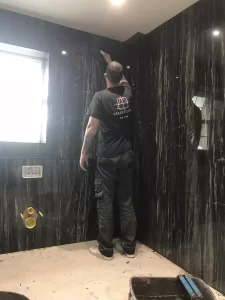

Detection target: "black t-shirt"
[87, 82, 132, 158]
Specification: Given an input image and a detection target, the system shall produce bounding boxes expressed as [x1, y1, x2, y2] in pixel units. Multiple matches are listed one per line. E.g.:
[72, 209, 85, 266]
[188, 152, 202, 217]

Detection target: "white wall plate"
[22, 166, 43, 179]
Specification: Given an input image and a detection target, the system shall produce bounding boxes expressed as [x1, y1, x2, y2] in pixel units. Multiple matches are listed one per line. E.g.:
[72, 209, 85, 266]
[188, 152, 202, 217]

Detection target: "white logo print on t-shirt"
[114, 96, 130, 110]
[113, 96, 131, 119]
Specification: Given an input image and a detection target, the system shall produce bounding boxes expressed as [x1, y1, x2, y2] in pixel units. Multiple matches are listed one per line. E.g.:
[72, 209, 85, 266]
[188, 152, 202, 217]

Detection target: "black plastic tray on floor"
[0, 292, 29, 300]
[129, 277, 216, 300]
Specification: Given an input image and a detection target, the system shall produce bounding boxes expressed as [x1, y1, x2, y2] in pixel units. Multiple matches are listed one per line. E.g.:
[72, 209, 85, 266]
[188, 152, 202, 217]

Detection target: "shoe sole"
[89, 249, 113, 261]
[125, 254, 135, 258]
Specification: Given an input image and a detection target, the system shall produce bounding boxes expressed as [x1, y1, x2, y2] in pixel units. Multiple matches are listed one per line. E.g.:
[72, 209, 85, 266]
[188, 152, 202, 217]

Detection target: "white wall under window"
[0, 43, 49, 143]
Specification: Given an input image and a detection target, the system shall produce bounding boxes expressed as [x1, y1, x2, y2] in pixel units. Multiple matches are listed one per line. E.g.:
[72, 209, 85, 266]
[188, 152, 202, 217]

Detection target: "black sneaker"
[114, 241, 136, 258]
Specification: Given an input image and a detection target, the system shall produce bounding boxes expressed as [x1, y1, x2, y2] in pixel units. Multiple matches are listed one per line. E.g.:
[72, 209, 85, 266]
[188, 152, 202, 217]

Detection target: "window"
[0, 43, 49, 143]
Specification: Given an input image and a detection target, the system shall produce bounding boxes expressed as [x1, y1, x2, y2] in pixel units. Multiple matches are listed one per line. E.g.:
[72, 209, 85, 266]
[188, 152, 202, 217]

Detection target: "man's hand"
[80, 152, 88, 171]
[101, 52, 112, 65]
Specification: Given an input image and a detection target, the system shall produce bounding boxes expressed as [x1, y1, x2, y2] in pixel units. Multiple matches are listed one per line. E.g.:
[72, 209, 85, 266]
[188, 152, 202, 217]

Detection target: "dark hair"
[106, 61, 123, 85]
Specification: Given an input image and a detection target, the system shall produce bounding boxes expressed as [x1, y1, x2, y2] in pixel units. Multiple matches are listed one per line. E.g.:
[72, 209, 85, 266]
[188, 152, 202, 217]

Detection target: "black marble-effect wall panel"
[0, 159, 96, 253]
[0, 9, 123, 253]
[135, 0, 225, 294]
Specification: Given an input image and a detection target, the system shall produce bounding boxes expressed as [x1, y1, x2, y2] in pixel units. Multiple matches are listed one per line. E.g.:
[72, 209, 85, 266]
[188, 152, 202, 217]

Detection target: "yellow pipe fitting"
[20, 207, 43, 229]
[25, 217, 36, 229]
[38, 211, 44, 217]
[27, 207, 35, 215]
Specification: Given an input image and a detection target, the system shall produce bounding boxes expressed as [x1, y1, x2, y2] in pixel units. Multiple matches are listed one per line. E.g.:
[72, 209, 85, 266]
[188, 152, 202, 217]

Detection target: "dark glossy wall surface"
[1, 1, 225, 294]
[0, 9, 123, 254]
[135, 0, 225, 294]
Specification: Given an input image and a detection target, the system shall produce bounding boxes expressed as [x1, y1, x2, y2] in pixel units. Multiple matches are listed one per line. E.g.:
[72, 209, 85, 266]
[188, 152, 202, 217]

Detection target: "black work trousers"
[95, 150, 137, 257]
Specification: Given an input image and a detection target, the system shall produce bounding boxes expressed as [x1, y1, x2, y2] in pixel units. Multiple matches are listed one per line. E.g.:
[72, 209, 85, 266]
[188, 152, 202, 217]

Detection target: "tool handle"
[179, 275, 196, 298]
[185, 276, 203, 298]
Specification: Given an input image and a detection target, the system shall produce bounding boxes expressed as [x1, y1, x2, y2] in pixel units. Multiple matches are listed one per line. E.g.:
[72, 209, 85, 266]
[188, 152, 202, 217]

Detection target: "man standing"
[80, 52, 137, 260]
